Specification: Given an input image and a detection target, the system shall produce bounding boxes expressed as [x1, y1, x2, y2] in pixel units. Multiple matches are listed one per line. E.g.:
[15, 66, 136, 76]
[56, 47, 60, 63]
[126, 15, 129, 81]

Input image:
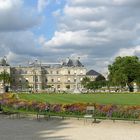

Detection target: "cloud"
[0, 0, 22, 10]
[68, 0, 110, 7]
[0, 0, 41, 31]
[0, 0, 45, 64]
[0, 31, 45, 56]
[37, 0, 49, 13]
[41, 30, 109, 51]
[115, 46, 140, 57]
[69, 0, 140, 7]
[1, 0, 140, 74]
[38, 0, 140, 73]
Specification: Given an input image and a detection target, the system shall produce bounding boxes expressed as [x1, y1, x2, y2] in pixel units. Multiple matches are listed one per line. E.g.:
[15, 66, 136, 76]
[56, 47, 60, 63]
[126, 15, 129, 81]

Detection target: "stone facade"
[0, 57, 99, 92]
[46, 66, 86, 92]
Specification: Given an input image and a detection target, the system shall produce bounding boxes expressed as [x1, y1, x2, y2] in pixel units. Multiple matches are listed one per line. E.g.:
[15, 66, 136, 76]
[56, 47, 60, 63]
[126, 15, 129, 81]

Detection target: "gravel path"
[0, 116, 140, 140]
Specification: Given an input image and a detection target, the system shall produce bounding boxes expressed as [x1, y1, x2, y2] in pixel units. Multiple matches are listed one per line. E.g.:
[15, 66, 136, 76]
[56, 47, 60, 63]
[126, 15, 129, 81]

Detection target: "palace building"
[0, 57, 100, 93]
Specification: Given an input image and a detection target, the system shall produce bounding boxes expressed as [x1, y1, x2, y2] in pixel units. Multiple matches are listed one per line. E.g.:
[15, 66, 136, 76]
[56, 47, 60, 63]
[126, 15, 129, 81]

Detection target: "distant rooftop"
[62, 58, 84, 67]
[1, 57, 85, 68]
[86, 69, 100, 76]
[0, 57, 9, 66]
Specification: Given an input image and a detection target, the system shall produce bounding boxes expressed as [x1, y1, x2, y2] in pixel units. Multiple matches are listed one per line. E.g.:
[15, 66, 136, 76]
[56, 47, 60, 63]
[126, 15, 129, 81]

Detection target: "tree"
[108, 56, 140, 92]
[86, 81, 100, 92]
[0, 70, 11, 92]
[81, 77, 90, 88]
[95, 74, 106, 81]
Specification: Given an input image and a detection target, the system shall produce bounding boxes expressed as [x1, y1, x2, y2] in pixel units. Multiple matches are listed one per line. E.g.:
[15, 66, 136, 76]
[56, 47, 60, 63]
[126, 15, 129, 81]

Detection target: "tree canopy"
[108, 56, 140, 92]
[81, 75, 106, 92]
[0, 70, 11, 85]
[81, 77, 90, 88]
[95, 74, 106, 81]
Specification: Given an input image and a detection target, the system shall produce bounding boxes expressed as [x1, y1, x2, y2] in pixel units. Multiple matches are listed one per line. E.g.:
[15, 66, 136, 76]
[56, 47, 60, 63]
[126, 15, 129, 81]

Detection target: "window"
[57, 85, 60, 89]
[68, 70, 70, 74]
[74, 70, 76, 74]
[57, 78, 60, 82]
[56, 71, 59, 74]
[19, 70, 22, 74]
[80, 70, 83, 74]
[50, 71, 53, 74]
[66, 85, 70, 89]
[68, 78, 70, 82]
[74, 78, 76, 82]
[24, 71, 27, 74]
[51, 79, 54, 82]
[35, 77, 38, 82]
[36, 84, 40, 90]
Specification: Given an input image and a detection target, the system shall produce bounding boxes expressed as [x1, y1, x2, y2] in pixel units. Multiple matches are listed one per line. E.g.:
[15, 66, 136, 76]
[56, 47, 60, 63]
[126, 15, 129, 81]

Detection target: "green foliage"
[95, 74, 106, 81]
[81, 75, 106, 91]
[81, 77, 90, 88]
[108, 56, 140, 92]
[0, 70, 11, 85]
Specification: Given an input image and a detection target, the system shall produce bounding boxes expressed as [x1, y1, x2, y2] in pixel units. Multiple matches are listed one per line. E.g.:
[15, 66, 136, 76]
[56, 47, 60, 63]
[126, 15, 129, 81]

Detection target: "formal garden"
[0, 92, 140, 122]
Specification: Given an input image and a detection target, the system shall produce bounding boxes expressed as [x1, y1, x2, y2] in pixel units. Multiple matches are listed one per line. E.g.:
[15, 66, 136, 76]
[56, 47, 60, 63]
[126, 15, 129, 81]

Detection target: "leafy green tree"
[81, 77, 90, 88]
[95, 74, 106, 81]
[87, 81, 102, 92]
[0, 70, 11, 92]
[86, 81, 97, 92]
[108, 56, 140, 92]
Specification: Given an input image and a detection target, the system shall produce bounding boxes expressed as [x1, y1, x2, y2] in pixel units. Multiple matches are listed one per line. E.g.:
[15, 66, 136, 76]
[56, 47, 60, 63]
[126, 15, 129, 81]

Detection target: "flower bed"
[0, 93, 140, 120]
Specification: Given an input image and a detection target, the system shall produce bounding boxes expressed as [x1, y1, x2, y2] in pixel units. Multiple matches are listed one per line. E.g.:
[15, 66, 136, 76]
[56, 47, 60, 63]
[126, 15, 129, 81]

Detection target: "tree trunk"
[127, 83, 134, 92]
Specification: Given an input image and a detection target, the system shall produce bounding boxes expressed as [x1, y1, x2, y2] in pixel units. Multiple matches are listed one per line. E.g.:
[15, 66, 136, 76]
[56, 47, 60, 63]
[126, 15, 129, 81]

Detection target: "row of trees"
[81, 56, 140, 92]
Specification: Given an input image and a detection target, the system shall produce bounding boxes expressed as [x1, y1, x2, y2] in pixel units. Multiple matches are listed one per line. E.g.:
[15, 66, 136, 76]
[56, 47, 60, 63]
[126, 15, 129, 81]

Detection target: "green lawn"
[19, 93, 140, 105]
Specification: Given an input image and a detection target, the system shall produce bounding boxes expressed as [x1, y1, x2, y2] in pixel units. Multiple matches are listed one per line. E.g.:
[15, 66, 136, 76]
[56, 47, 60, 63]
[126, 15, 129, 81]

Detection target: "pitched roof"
[0, 58, 9, 66]
[67, 59, 74, 67]
[62, 58, 84, 67]
[86, 70, 100, 76]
